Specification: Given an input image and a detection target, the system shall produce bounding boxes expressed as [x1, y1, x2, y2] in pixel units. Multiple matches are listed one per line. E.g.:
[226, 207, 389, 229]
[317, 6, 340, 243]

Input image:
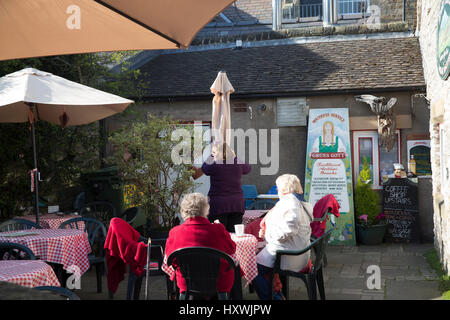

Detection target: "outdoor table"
[243, 210, 268, 227]
[17, 213, 82, 229]
[0, 260, 60, 288]
[161, 233, 258, 286]
[257, 194, 279, 199]
[0, 229, 92, 275]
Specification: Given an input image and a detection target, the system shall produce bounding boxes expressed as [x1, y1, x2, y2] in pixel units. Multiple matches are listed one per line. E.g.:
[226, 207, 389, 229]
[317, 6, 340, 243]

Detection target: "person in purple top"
[196, 142, 251, 232]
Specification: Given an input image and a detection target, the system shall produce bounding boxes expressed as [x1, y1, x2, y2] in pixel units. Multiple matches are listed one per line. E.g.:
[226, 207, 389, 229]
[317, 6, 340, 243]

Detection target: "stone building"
[110, 0, 434, 242]
[417, 0, 450, 273]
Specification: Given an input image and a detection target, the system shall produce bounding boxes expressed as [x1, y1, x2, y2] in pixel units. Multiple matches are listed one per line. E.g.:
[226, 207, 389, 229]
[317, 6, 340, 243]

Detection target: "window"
[352, 130, 401, 189]
[277, 97, 307, 127]
[338, 0, 369, 15]
[282, 0, 323, 20]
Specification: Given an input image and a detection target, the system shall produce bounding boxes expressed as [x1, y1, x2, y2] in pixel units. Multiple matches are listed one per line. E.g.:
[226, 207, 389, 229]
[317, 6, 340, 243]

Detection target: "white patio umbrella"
[0, 0, 237, 61]
[0, 67, 133, 224]
[210, 71, 234, 148]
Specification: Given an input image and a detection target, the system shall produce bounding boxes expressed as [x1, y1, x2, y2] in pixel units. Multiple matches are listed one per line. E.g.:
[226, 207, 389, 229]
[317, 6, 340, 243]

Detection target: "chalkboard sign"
[383, 178, 420, 243]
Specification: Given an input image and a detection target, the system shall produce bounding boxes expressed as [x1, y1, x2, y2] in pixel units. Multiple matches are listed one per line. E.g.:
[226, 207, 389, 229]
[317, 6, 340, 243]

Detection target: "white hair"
[180, 193, 210, 220]
[276, 174, 303, 195]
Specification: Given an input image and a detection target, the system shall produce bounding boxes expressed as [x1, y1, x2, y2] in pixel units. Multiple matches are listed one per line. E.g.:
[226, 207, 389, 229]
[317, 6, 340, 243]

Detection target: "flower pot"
[355, 223, 387, 245]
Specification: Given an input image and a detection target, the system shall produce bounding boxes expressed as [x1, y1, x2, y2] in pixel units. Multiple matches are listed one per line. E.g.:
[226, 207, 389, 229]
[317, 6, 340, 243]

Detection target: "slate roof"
[138, 37, 425, 100]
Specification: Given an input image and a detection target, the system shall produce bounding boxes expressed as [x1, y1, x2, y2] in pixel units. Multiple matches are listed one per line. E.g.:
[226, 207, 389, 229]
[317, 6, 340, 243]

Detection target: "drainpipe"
[272, 0, 282, 31]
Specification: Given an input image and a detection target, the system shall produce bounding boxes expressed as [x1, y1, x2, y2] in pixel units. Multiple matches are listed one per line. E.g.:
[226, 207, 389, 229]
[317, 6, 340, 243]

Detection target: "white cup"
[234, 224, 245, 236]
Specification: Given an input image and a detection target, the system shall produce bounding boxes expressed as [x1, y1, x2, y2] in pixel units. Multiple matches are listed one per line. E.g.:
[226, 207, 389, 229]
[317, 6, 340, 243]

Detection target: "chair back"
[246, 199, 276, 210]
[59, 217, 107, 257]
[0, 218, 42, 232]
[0, 242, 36, 260]
[34, 286, 80, 300]
[310, 227, 334, 272]
[80, 201, 117, 227]
[138, 236, 165, 276]
[242, 184, 258, 208]
[166, 247, 236, 297]
[274, 227, 335, 273]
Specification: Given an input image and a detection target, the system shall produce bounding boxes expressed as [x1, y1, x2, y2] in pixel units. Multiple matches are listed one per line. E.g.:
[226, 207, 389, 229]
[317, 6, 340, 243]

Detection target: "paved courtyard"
[76, 242, 442, 300]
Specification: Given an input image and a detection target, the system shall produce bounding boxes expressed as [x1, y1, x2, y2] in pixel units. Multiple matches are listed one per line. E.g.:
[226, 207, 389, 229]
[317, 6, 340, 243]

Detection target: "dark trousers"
[208, 212, 243, 233]
[252, 264, 274, 300]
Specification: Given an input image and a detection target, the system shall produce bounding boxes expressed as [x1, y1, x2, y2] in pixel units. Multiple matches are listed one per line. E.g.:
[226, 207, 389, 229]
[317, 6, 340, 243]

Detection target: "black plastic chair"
[0, 218, 42, 232]
[246, 199, 276, 210]
[59, 217, 107, 293]
[34, 286, 81, 300]
[166, 246, 239, 300]
[80, 201, 117, 227]
[269, 227, 335, 300]
[0, 242, 36, 260]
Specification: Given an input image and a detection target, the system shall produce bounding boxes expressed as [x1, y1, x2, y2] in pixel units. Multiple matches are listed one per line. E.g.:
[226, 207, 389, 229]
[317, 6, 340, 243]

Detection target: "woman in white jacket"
[253, 174, 313, 300]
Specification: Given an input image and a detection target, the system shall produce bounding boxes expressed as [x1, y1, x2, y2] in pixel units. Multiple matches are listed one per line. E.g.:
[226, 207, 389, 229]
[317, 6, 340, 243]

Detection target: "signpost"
[304, 108, 356, 245]
[383, 178, 420, 243]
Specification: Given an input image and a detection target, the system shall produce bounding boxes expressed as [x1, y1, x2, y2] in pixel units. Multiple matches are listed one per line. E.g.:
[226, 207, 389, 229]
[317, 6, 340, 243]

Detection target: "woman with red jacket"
[164, 193, 237, 296]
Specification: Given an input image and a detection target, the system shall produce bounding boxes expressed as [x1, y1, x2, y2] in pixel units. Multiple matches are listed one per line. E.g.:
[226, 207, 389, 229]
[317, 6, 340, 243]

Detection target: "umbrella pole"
[29, 104, 40, 226]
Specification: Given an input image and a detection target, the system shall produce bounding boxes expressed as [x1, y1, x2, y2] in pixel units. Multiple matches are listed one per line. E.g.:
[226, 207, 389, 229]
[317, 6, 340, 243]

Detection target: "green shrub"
[354, 160, 380, 225]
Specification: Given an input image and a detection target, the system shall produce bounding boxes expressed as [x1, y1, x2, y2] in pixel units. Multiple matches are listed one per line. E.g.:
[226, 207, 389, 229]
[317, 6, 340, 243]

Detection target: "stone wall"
[108, 90, 428, 197]
[371, 0, 417, 28]
[196, 0, 417, 43]
[418, 0, 450, 274]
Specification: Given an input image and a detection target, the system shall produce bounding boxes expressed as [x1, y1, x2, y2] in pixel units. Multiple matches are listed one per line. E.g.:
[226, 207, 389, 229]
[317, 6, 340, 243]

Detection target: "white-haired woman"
[253, 174, 313, 300]
[164, 193, 237, 296]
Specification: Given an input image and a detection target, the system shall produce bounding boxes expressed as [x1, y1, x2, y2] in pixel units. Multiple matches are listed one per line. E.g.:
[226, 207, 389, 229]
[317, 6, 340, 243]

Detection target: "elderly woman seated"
[252, 174, 313, 300]
[164, 192, 237, 297]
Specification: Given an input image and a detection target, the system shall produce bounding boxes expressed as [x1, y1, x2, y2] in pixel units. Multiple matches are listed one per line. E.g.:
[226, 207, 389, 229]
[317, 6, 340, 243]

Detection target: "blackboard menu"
[383, 178, 420, 243]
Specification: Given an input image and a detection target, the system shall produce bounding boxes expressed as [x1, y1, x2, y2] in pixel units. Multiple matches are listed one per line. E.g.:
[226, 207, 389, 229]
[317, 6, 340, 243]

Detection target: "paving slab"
[385, 279, 441, 300]
[72, 243, 443, 301]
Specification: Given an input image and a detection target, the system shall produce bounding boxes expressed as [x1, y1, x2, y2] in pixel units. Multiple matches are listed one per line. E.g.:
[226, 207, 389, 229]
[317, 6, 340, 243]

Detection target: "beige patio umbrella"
[210, 71, 234, 151]
[0, 0, 236, 61]
[0, 67, 134, 224]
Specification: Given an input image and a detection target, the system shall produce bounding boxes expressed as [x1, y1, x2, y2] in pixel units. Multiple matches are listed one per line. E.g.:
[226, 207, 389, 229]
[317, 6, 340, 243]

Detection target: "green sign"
[304, 108, 356, 246]
[438, 0, 450, 80]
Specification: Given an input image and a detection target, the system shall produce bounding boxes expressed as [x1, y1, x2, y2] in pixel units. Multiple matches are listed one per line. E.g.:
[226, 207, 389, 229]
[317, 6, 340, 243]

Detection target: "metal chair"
[166, 246, 239, 300]
[0, 242, 36, 260]
[59, 217, 107, 293]
[123, 236, 166, 300]
[0, 218, 42, 232]
[34, 286, 80, 300]
[80, 201, 117, 227]
[269, 227, 335, 300]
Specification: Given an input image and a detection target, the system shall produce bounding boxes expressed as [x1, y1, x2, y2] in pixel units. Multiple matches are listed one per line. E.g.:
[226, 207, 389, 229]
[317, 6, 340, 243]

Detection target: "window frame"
[337, 0, 370, 16]
[352, 129, 401, 189]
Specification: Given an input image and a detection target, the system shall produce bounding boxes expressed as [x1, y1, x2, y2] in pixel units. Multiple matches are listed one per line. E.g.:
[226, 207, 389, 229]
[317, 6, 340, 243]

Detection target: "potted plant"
[354, 161, 387, 245]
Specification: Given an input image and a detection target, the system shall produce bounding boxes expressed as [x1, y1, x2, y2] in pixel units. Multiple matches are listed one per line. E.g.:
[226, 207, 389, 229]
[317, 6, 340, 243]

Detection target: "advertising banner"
[304, 108, 356, 245]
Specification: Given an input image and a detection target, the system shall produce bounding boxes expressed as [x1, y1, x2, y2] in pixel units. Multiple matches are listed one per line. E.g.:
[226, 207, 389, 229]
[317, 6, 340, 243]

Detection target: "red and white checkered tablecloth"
[243, 210, 267, 227]
[0, 260, 61, 288]
[230, 233, 258, 285]
[18, 214, 83, 229]
[0, 229, 92, 275]
[161, 233, 258, 286]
